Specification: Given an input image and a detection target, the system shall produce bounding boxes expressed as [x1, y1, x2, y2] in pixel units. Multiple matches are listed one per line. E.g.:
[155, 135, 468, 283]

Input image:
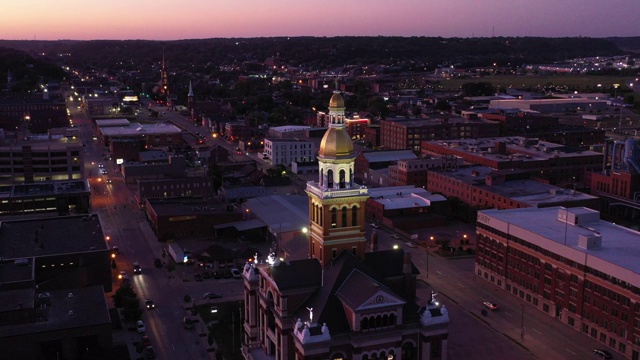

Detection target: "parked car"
[183, 317, 194, 329]
[405, 242, 416, 248]
[203, 292, 223, 299]
[136, 320, 146, 333]
[391, 233, 400, 239]
[212, 271, 221, 279]
[370, 223, 379, 229]
[593, 349, 613, 359]
[143, 346, 156, 359]
[231, 268, 242, 279]
[483, 301, 499, 311]
[141, 335, 151, 347]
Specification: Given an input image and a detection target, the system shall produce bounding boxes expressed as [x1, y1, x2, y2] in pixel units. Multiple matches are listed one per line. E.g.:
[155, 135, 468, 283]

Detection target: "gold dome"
[318, 127, 353, 158]
[329, 91, 345, 108]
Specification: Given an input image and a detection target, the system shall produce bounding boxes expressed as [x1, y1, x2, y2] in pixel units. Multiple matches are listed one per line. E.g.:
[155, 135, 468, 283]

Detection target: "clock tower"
[305, 91, 369, 267]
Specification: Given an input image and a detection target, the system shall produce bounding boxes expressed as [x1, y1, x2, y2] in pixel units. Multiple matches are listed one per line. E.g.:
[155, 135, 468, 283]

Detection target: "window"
[351, 206, 358, 226]
[341, 207, 347, 227]
[331, 208, 337, 228]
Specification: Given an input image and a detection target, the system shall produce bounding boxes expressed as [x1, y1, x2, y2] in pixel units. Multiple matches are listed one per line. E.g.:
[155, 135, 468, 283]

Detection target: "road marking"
[532, 328, 542, 334]
[172, 344, 176, 351]
[436, 271, 442, 275]
[505, 312, 513, 318]
[456, 282, 464, 288]
[564, 348, 575, 355]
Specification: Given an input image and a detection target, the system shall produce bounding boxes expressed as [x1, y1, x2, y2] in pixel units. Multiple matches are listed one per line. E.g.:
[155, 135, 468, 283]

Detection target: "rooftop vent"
[68, 293, 74, 299]
[68, 310, 74, 317]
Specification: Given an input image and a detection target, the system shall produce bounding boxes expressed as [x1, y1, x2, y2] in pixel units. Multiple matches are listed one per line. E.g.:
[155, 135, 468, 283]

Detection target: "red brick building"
[380, 117, 500, 151]
[476, 207, 640, 360]
[388, 156, 462, 188]
[427, 166, 600, 211]
[421, 137, 603, 188]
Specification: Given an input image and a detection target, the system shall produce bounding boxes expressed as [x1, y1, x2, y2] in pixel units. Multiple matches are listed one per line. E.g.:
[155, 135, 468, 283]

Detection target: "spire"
[188, 81, 194, 97]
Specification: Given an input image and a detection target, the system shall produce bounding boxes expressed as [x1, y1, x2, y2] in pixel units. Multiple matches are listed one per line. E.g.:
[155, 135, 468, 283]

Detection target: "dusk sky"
[1, 0, 639, 41]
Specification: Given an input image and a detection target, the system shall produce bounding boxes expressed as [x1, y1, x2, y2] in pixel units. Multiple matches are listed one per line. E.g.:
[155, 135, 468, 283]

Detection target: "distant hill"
[0, 46, 65, 91]
[0, 36, 631, 72]
[607, 37, 640, 52]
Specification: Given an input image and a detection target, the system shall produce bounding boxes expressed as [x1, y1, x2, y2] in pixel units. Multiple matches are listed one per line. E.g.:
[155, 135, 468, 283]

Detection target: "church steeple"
[305, 90, 369, 267]
[159, 48, 169, 103]
[187, 80, 195, 122]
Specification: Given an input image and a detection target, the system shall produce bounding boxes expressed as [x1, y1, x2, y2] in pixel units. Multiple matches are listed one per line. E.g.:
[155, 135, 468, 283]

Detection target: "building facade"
[264, 138, 317, 167]
[0, 135, 84, 185]
[242, 91, 450, 360]
[380, 118, 500, 152]
[476, 207, 640, 359]
[388, 156, 462, 188]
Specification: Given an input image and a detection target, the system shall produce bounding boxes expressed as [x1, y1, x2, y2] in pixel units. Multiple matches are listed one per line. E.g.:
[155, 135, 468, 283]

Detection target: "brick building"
[427, 166, 600, 210]
[380, 117, 500, 151]
[388, 156, 463, 188]
[476, 207, 640, 360]
[421, 137, 603, 188]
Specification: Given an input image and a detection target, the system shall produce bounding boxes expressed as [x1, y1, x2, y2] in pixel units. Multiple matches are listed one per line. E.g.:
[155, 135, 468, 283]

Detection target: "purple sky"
[1, 0, 638, 40]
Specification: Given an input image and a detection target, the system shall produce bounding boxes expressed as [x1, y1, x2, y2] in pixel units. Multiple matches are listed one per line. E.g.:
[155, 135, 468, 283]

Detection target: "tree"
[121, 297, 143, 323]
[113, 286, 136, 308]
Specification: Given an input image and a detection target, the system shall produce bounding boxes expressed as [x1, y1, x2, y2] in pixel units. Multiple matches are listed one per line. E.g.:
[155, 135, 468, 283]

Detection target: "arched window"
[382, 314, 389, 327]
[376, 315, 382, 328]
[341, 207, 347, 227]
[319, 169, 324, 186]
[352, 205, 358, 226]
[327, 169, 334, 189]
[360, 317, 368, 330]
[368, 316, 375, 329]
[389, 313, 396, 326]
[331, 208, 337, 228]
[339, 169, 346, 188]
[350, 168, 353, 186]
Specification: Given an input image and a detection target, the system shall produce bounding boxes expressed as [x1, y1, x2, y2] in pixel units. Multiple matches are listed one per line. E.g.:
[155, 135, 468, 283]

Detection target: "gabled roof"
[268, 258, 322, 291]
[335, 269, 405, 310]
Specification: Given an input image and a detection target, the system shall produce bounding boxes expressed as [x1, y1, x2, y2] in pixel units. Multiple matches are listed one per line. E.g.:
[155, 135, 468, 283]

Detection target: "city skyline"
[1, 0, 639, 41]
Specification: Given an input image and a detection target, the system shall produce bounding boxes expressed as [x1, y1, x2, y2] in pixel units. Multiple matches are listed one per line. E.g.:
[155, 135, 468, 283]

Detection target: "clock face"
[375, 295, 384, 304]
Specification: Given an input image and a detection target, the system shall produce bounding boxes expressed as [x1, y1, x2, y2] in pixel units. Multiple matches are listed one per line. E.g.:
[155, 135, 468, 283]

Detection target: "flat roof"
[479, 207, 640, 284]
[423, 136, 601, 161]
[270, 125, 311, 132]
[383, 117, 497, 127]
[0, 216, 107, 260]
[0, 259, 34, 285]
[146, 199, 229, 217]
[362, 150, 417, 162]
[95, 118, 130, 127]
[368, 186, 446, 210]
[99, 123, 181, 136]
[245, 195, 309, 233]
[440, 166, 598, 206]
[0, 286, 111, 337]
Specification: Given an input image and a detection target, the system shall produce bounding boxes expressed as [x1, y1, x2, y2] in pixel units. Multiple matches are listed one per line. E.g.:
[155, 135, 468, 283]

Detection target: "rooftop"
[367, 186, 446, 210]
[479, 207, 640, 285]
[0, 286, 111, 337]
[245, 195, 309, 234]
[361, 150, 417, 162]
[440, 166, 598, 206]
[0, 216, 107, 260]
[423, 136, 601, 161]
[99, 122, 181, 136]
